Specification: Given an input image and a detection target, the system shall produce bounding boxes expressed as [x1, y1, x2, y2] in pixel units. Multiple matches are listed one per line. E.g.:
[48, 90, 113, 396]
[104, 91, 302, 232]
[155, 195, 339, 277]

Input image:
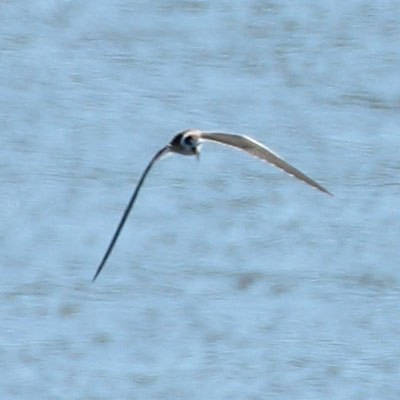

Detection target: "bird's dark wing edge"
[92, 145, 170, 282]
[200, 132, 332, 196]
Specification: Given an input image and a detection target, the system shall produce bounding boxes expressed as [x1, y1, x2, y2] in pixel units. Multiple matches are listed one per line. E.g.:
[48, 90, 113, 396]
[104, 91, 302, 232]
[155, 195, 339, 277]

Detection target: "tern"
[92, 129, 331, 281]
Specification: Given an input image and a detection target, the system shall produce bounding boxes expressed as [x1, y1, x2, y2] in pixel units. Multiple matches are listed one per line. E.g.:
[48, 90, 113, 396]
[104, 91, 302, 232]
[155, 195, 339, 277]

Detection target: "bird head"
[169, 129, 201, 157]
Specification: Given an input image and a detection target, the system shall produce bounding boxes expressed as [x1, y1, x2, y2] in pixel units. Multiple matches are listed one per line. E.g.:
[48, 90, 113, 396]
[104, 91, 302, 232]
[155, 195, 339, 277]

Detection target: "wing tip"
[316, 185, 333, 197]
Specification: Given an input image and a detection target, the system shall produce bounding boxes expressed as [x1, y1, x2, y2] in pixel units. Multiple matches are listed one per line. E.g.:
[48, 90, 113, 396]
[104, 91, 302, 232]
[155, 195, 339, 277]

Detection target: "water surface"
[1, 1, 400, 399]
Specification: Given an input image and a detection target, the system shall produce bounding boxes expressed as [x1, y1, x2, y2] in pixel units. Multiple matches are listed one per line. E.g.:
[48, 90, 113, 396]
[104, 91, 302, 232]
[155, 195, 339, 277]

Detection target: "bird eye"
[183, 135, 193, 145]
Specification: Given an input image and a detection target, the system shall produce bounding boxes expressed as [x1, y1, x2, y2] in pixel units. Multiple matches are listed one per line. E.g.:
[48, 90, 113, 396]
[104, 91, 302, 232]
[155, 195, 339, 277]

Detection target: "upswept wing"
[200, 132, 332, 196]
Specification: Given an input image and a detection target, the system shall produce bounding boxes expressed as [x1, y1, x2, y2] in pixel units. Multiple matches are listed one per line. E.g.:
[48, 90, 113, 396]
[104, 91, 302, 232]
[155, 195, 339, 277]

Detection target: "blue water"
[1, 1, 400, 399]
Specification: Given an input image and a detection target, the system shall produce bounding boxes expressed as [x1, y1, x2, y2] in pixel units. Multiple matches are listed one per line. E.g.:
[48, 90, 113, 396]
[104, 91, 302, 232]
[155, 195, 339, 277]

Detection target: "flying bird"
[92, 129, 331, 281]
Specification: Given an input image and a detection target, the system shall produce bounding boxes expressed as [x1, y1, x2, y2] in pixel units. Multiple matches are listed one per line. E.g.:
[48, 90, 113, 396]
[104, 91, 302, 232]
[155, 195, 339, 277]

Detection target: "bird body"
[92, 129, 331, 281]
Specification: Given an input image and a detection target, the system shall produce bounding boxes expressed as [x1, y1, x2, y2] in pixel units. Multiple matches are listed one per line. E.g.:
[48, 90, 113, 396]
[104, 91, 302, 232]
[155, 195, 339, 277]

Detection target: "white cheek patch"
[182, 135, 197, 151]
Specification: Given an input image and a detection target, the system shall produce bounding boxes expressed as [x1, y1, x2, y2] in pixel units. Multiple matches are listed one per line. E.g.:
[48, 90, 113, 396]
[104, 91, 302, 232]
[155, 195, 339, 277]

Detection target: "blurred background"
[1, 1, 400, 398]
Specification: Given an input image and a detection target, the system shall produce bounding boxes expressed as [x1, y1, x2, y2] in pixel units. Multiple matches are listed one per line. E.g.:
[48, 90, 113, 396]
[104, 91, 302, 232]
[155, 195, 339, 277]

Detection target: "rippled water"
[1, 1, 400, 399]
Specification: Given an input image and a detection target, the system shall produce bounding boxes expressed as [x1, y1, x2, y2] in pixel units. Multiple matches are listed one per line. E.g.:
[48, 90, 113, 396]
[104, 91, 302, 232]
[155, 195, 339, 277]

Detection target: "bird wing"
[92, 145, 170, 282]
[200, 132, 332, 196]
